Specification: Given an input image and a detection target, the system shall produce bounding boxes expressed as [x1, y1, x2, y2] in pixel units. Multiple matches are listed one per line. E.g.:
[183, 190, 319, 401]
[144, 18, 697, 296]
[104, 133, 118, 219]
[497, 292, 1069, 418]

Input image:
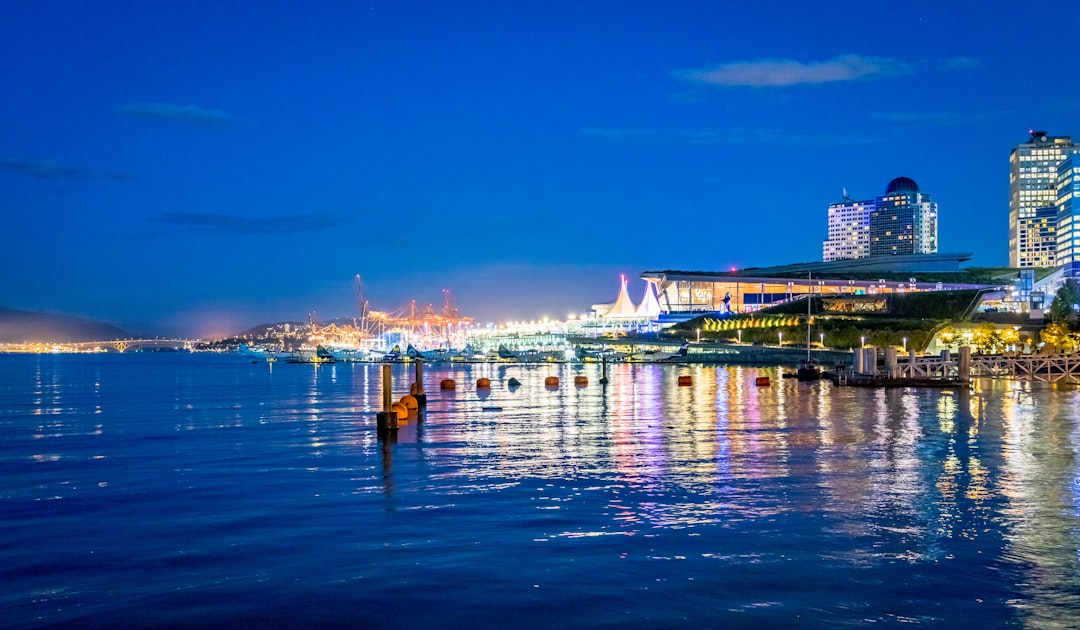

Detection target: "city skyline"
[4, 1, 1080, 337]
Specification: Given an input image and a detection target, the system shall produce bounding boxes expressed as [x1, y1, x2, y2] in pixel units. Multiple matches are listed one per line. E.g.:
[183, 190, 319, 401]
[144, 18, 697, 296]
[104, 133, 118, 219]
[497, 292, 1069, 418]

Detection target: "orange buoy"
[440, 379, 456, 390]
[677, 375, 692, 386]
[755, 376, 771, 387]
[574, 375, 588, 386]
[390, 402, 409, 419]
[400, 395, 418, 410]
[476, 377, 491, 389]
[544, 376, 559, 387]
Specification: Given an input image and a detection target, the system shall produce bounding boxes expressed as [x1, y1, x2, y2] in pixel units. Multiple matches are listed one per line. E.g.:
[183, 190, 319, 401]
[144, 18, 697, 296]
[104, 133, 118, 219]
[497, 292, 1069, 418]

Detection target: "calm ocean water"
[2, 354, 1080, 628]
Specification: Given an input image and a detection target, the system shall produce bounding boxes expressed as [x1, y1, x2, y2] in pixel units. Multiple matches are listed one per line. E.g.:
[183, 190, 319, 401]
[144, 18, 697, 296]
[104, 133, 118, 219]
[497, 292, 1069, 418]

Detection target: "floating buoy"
[677, 375, 692, 386]
[507, 377, 521, 387]
[544, 376, 560, 387]
[574, 375, 588, 386]
[755, 376, 771, 387]
[390, 402, 408, 419]
[400, 394, 418, 410]
[476, 377, 491, 389]
[440, 379, 456, 390]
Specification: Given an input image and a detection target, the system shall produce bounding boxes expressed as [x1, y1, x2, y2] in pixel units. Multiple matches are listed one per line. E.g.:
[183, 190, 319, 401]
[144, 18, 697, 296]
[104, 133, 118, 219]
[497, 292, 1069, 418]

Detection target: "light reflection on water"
[2, 354, 1080, 627]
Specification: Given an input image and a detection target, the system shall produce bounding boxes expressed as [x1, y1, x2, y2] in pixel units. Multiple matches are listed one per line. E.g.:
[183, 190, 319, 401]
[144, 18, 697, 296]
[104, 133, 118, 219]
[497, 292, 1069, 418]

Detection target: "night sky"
[4, 1, 1079, 337]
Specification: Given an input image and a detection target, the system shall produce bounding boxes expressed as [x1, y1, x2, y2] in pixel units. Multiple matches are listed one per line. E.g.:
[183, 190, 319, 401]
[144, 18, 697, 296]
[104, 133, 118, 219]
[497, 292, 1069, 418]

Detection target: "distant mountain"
[0, 308, 132, 343]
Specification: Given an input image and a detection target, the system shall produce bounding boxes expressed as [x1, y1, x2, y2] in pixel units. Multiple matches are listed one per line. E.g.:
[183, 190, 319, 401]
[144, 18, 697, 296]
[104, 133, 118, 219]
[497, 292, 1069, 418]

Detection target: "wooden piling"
[376, 363, 398, 434]
[413, 359, 427, 407]
[958, 346, 971, 382]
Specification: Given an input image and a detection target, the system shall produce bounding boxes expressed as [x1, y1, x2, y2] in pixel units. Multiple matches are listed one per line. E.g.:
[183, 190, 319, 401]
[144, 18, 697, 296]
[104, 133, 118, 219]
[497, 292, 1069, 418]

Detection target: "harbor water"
[3, 353, 1080, 628]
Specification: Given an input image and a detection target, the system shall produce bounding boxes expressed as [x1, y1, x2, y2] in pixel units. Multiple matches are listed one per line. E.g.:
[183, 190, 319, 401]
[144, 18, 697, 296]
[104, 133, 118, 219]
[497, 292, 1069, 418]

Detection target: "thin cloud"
[152, 212, 348, 235]
[1, 158, 137, 181]
[582, 126, 882, 148]
[1, 158, 84, 179]
[676, 54, 911, 87]
[119, 102, 241, 127]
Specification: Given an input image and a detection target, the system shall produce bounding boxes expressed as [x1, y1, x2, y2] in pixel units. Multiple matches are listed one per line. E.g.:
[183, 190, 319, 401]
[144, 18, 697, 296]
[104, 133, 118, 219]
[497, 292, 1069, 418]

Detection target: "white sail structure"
[634, 281, 661, 318]
[604, 274, 639, 318]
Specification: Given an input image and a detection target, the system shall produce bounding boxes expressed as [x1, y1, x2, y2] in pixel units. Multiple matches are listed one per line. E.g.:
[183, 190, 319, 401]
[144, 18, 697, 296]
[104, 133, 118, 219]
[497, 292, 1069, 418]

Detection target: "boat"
[325, 346, 368, 362]
[629, 343, 688, 363]
[497, 344, 564, 362]
[796, 274, 822, 381]
[576, 347, 626, 362]
[239, 344, 291, 362]
[406, 344, 461, 362]
[286, 344, 337, 364]
[797, 357, 822, 381]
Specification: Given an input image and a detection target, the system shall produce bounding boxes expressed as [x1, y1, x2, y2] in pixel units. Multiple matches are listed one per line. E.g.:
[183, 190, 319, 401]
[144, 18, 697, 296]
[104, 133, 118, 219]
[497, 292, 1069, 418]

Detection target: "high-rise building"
[822, 194, 873, 262]
[1009, 130, 1075, 268]
[822, 177, 937, 261]
[869, 177, 938, 257]
[1056, 152, 1080, 275]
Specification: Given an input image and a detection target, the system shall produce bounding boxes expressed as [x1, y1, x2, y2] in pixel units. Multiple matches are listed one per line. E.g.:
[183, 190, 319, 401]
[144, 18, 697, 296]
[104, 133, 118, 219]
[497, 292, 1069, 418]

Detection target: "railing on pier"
[899, 357, 960, 380]
[883, 350, 1080, 383]
[973, 354, 1080, 383]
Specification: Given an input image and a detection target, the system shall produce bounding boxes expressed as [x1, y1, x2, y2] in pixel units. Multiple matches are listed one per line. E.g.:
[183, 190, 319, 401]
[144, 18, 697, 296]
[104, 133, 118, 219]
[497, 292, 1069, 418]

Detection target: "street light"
[902, 337, 908, 352]
[820, 332, 825, 348]
[737, 329, 743, 344]
[778, 331, 783, 346]
[860, 335, 866, 348]
[696, 328, 701, 343]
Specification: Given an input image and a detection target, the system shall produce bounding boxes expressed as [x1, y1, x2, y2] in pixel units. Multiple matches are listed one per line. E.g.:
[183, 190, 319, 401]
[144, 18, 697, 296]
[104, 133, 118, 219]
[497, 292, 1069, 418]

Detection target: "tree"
[938, 326, 958, 350]
[971, 323, 1002, 354]
[1049, 280, 1080, 322]
[999, 328, 1021, 352]
[1041, 321, 1078, 353]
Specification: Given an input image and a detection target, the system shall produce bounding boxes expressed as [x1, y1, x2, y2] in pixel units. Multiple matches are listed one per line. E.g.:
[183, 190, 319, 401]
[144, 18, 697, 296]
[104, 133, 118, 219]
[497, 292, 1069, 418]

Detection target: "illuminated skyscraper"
[822, 193, 873, 262]
[869, 177, 938, 257]
[822, 177, 937, 261]
[1009, 130, 1075, 268]
[1055, 152, 1080, 275]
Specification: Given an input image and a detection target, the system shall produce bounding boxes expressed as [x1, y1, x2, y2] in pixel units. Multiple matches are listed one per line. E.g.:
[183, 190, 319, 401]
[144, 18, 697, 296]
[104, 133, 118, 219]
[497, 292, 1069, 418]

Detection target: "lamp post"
[737, 329, 742, 344]
[696, 328, 701, 343]
[860, 335, 866, 348]
[778, 331, 783, 347]
[820, 332, 825, 348]
[902, 337, 908, 352]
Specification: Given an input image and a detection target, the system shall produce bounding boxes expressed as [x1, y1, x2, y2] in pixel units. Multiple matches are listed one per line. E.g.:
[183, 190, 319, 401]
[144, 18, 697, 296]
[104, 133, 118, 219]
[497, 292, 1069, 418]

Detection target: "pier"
[833, 347, 1080, 385]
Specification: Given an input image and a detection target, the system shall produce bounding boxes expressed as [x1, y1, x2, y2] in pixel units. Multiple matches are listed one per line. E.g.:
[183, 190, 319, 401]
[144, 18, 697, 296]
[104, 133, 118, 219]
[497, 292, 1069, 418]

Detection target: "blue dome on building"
[885, 176, 919, 194]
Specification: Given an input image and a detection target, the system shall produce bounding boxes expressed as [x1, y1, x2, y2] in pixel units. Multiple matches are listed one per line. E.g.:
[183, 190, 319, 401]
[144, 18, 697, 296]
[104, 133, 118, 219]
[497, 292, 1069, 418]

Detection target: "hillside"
[0, 308, 132, 343]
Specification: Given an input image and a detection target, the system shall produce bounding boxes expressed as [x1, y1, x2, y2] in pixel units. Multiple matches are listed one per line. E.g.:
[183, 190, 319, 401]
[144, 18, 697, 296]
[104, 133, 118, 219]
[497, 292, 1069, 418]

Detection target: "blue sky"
[3, 1, 1079, 337]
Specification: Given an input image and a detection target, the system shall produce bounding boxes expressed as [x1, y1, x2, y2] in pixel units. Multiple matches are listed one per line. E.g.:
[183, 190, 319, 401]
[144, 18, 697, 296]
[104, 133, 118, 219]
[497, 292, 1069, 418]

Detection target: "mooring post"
[958, 346, 971, 382]
[599, 355, 609, 385]
[863, 348, 877, 376]
[885, 347, 899, 379]
[413, 359, 427, 408]
[376, 363, 398, 435]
